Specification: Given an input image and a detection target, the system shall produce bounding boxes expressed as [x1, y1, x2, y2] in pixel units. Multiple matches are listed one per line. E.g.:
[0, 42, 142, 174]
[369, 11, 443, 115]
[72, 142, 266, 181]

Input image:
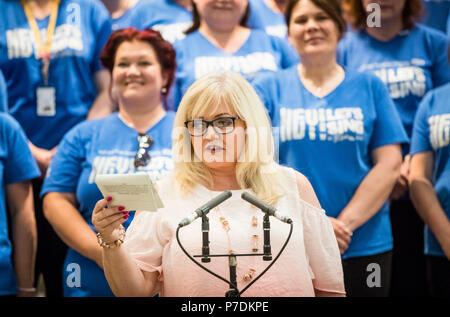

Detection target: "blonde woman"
[91, 71, 345, 297]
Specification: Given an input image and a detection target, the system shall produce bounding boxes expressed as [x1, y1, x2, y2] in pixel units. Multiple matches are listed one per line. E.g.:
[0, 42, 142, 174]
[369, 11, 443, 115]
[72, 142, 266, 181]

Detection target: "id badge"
[36, 86, 56, 116]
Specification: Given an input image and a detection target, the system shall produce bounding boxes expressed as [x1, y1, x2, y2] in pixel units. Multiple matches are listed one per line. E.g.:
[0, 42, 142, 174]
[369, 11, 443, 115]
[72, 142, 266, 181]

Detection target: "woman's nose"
[126, 63, 140, 75]
[306, 18, 319, 32]
[204, 124, 218, 140]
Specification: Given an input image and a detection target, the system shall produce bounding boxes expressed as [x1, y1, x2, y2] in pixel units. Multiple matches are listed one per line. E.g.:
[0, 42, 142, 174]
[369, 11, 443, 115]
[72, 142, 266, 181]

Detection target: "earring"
[161, 87, 167, 94]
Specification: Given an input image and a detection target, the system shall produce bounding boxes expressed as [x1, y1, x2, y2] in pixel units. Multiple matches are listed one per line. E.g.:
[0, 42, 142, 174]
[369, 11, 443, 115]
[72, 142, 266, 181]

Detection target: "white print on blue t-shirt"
[194, 52, 278, 79]
[6, 24, 83, 59]
[265, 25, 287, 38]
[359, 60, 427, 99]
[280, 107, 364, 143]
[429, 114, 450, 149]
[88, 149, 174, 183]
[152, 22, 191, 43]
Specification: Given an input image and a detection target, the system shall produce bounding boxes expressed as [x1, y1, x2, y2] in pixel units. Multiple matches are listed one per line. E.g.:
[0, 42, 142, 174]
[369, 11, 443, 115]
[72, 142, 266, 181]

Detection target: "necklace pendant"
[251, 216, 258, 227]
[243, 268, 256, 282]
[251, 234, 259, 252]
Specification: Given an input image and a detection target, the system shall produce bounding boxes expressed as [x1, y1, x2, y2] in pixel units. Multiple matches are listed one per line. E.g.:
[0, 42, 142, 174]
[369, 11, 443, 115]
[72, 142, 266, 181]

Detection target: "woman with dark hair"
[340, 0, 450, 296]
[253, 0, 408, 296]
[40, 28, 176, 297]
[171, 0, 298, 110]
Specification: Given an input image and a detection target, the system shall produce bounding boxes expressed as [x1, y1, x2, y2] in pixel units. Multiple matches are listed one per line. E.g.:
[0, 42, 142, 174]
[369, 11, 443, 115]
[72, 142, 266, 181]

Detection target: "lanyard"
[21, 0, 60, 84]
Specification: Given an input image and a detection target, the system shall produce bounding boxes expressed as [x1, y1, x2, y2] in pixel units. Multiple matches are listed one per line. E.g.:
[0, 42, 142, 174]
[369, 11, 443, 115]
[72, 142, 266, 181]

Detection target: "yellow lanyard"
[21, 0, 60, 82]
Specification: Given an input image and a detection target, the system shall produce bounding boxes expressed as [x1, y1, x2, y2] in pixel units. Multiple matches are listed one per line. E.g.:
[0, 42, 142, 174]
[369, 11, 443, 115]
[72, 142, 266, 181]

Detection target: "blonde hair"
[172, 71, 287, 205]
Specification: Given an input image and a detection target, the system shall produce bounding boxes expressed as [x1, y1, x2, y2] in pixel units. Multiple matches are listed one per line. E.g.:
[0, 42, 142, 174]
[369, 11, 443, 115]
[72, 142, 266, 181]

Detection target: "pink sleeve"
[300, 201, 346, 295]
[124, 211, 168, 278]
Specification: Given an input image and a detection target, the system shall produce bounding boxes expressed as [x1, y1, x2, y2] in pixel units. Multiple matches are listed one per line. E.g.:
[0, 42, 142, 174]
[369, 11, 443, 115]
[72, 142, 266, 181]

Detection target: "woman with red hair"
[40, 28, 176, 297]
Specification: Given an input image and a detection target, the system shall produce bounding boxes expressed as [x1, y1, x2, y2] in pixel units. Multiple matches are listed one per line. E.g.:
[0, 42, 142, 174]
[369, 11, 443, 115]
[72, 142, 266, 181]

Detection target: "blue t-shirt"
[129, 0, 192, 43]
[0, 0, 112, 150]
[253, 66, 408, 258]
[410, 83, 450, 257]
[0, 70, 6, 112]
[339, 24, 450, 150]
[0, 113, 40, 296]
[247, 0, 287, 38]
[41, 112, 175, 297]
[109, 0, 146, 31]
[172, 29, 299, 110]
[422, 0, 450, 33]
[447, 12, 450, 35]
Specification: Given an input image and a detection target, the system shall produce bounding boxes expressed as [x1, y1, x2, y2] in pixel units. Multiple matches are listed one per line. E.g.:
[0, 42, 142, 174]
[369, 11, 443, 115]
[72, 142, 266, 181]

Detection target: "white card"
[36, 86, 56, 117]
[95, 173, 164, 212]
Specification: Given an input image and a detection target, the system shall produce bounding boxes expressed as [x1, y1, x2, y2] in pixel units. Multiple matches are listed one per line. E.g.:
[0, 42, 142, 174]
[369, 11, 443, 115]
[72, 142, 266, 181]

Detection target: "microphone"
[241, 192, 292, 224]
[178, 190, 232, 227]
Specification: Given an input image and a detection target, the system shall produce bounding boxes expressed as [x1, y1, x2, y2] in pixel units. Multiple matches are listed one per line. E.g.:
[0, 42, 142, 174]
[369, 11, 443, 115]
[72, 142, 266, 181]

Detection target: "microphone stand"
[262, 213, 272, 261]
[201, 215, 211, 263]
[176, 192, 294, 297]
[225, 254, 239, 297]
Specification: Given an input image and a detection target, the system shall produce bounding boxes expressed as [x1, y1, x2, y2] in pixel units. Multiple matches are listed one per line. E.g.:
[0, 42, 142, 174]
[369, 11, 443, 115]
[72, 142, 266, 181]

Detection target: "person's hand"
[390, 157, 410, 200]
[328, 217, 352, 254]
[29, 143, 57, 177]
[92, 197, 129, 246]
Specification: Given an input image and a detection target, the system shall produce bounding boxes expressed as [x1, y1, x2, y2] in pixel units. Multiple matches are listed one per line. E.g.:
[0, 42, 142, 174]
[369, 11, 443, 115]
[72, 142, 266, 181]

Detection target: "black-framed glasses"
[134, 133, 154, 168]
[184, 117, 239, 137]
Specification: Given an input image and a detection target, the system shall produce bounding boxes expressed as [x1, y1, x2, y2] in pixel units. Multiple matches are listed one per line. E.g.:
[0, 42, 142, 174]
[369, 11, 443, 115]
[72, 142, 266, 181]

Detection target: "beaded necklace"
[213, 201, 259, 282]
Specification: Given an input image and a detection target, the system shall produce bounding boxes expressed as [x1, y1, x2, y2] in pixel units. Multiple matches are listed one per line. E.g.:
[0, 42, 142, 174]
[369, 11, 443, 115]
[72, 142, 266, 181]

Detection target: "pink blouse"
[124, 166, 345, 297]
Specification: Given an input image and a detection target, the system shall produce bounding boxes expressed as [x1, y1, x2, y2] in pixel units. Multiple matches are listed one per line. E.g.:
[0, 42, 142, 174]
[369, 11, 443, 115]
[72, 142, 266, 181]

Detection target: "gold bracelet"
[97, 225, 126, 248]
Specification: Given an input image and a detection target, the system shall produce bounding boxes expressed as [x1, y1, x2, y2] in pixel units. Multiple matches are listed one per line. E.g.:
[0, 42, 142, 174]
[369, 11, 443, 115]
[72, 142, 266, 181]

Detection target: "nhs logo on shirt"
[359, 59, 427, 99]
[429, 114, 450, 149]
[88, 149, 174, 184]
[194, 52, 278, 79]
[6, 24, 83, 59]
[279, 107, 364, 143]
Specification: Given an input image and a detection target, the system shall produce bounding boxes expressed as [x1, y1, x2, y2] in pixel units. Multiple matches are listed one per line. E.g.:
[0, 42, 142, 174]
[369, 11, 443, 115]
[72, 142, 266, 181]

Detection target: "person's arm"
[42, 192, 104, 268]
[92, 198, 158, 297]
[409, 152, 450, 260]
[28, 141, 57, 177]
[86, 69, 114, 120]
[6, 181, 37, 297]
[337, 144, 402, 249]
[295, 171, 345, 297]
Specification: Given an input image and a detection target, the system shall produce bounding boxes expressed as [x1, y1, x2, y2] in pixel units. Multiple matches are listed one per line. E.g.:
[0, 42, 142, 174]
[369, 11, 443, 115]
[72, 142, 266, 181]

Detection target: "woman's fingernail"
[118, 206, 125, 211]
[107, 197, 112, 202]
[123, 215, 129, 220]
[122, 211, 129, 215]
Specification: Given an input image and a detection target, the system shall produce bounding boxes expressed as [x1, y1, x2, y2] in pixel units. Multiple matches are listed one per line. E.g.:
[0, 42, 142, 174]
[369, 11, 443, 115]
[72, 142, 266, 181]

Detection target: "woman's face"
[112, 40, 167, 103]
[288, 0, 340, 58]
[362, 0, 406, 22]
[193, 0, 248, 30]
[189, 103, 246, 170]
